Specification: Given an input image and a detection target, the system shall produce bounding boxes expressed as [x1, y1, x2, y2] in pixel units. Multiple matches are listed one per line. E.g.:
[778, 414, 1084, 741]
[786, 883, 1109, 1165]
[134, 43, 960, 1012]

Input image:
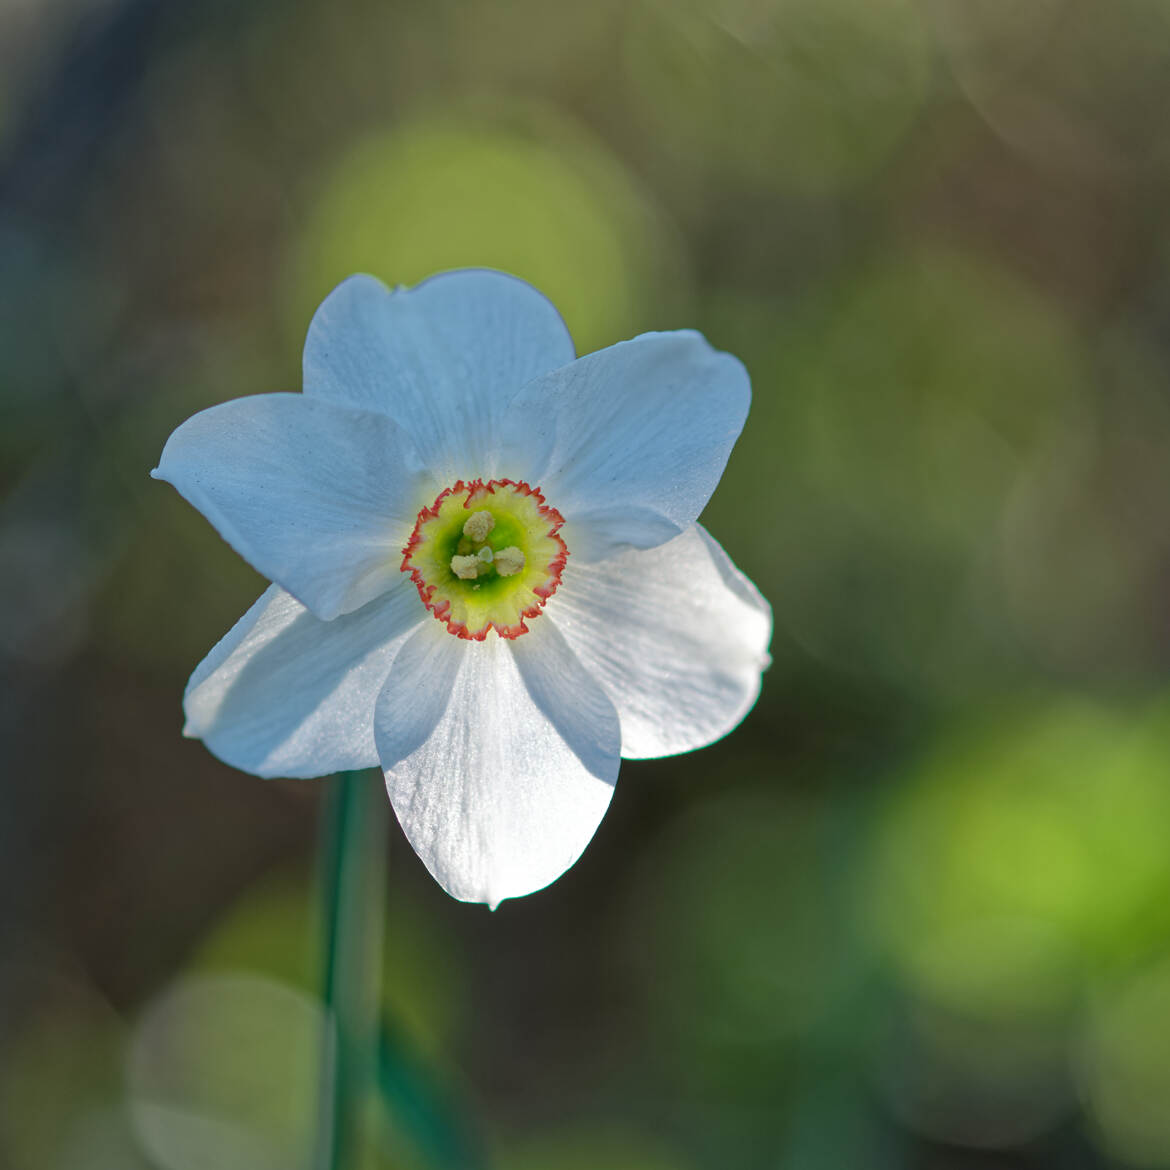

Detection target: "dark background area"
[4, 0, 1170, 1167]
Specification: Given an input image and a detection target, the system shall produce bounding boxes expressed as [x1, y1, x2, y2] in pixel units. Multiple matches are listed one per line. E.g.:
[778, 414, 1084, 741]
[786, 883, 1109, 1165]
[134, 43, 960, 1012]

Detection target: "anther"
[450, 554, 481, 580]
[495, 546, 525, 577]
[463, 510, 494, 542]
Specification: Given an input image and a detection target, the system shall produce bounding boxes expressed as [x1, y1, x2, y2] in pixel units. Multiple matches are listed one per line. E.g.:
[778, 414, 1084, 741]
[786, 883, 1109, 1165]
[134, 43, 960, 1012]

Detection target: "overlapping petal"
[497, 331, 750, 560]
[184, 582, 423, 779]
[560, 506, 684, 564]
[153, 394, 425, 620]
[302, 270, 576, 485]
[163, 268, 771, 907]
[375, 619, 621, 907]
[550, 525, 771, 759]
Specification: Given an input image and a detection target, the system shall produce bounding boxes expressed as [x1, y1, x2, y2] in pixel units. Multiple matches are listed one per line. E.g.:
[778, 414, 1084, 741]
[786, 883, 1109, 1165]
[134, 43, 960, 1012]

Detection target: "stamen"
[450, 554, 481, 580]
[495, 546, 525, 577]
[463, 510, 495, 542]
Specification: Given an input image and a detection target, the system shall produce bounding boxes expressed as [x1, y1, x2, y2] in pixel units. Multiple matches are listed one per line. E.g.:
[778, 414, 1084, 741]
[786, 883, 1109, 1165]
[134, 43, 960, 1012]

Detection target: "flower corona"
[401, 479, 567, 640]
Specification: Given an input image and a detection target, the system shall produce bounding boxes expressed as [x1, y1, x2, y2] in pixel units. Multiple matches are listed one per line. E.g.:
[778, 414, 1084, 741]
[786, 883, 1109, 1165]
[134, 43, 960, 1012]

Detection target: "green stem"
[315, 769, 388, 1170]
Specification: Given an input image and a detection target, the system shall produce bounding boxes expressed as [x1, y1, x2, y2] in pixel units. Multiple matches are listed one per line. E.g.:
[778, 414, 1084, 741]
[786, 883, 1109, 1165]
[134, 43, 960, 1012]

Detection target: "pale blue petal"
[549, 525, 771, 758]
[184, 582, 425, 779]
[561, 506, 684, 563]
[375, 619, 620, 907]
[302, 270, 575, 485]
[497, 331, 750, 557]
[153, 393, 426, 620]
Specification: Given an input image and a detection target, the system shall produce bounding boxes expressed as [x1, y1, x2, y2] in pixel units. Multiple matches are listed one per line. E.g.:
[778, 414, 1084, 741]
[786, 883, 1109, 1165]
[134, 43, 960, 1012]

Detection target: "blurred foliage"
[1084, 956, 1170, 1167]
[933, 0, 1170, 174]
[191, 866, 463, 1060]
[496, 1125, 692, 1170]
[624, 0, 930, 193]
[709, 245, 1095, 693]
[625, 789, 852, 1094]
[127, 973, 322, 1170]
[0, 971, 143, 1170]
[862, 700, 1170, 1149]
[866, 700, 1170, 975]
[5, 0, 1170, 1167]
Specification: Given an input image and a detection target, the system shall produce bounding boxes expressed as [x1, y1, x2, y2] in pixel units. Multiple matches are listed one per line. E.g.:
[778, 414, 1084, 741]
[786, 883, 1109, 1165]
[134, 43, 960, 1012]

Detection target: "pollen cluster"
[401, 479, 567, 640]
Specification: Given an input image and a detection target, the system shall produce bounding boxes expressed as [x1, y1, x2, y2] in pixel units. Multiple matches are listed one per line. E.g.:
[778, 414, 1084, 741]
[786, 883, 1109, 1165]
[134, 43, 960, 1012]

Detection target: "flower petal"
[184, 582, 424, 779]
[302, 271, 576, 484]
[153, 393, 425, 620]
[375, 618, 621, 907]
[549, 525, 771, 759]
[498, 331, 750, 556]
[561, 506, 684, 563]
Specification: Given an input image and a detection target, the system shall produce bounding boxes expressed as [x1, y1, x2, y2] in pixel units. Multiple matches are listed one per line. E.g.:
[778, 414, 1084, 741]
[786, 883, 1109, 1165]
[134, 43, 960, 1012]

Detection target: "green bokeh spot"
[864, 699, 1170, 1018]
[290, 106, 679, 355]
[1087, 957, 1170, 1167]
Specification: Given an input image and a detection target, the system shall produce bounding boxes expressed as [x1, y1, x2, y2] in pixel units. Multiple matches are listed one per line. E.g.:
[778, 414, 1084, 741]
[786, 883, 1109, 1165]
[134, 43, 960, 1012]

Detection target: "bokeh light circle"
[127, 974, 323, 1170]
[623, 0, 930, 193]
[709, 246, 1088, 691]
[865, 700, 1170, 979]
[932, 0, 1170, 174]
[290, 106, 683, 355]
[861, 700, 1170, 1147]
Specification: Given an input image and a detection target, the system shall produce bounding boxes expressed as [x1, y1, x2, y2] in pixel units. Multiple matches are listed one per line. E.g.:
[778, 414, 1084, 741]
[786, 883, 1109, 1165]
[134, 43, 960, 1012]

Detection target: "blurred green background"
[4, 0, 1170, 1166]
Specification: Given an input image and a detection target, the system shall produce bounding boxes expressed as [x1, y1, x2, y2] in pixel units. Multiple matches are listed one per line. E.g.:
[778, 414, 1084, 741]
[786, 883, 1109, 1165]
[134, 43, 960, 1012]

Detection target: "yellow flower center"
[401, 479, 568, 640]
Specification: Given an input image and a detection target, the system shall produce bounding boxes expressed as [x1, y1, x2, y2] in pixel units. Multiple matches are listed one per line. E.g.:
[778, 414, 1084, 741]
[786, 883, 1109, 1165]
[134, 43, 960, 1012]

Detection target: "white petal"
[185, 582, 424, 779]
[562, 506, 684, 563]
[153, 393, 425, 620]
[549, 525, 771, 759]
[498, 331, 750, 557]
[375, 619, 621, 907]
[302, 271, 575, 484]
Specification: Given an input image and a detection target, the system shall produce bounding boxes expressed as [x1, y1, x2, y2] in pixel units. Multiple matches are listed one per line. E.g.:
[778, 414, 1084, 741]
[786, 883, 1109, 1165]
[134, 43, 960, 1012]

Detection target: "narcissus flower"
[154, 270, 771, 907]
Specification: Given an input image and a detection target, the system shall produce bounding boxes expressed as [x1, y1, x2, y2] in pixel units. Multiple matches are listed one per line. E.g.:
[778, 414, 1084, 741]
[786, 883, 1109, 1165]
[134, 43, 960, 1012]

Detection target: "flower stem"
[315, 769, 388, 1170]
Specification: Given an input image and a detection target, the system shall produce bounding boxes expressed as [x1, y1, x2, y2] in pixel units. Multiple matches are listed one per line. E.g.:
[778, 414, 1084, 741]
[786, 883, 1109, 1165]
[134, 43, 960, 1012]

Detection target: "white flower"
[153, 270, 771, 907]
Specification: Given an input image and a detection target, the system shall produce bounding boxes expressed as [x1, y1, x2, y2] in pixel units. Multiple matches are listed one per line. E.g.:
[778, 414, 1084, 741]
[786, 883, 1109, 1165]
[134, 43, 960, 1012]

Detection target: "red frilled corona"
[402, 478, 567, 640]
